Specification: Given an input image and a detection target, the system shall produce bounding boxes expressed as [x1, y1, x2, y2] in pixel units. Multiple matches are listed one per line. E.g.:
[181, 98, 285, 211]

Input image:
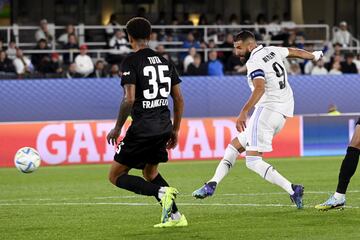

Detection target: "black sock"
[150, 173, 179, 213]
[116, 174, 160, 196]
[336, 147, 360, 194]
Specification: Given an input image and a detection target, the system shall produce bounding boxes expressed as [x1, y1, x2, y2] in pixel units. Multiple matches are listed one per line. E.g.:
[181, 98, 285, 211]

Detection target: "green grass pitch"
[1, 156, 360, 240]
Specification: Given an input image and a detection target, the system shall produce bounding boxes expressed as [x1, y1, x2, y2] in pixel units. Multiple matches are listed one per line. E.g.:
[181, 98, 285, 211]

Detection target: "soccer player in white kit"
[193, 30, 323, 209]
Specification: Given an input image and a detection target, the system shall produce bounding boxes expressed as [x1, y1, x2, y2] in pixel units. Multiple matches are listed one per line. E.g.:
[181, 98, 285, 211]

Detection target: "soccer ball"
[14, 147, 41, 173]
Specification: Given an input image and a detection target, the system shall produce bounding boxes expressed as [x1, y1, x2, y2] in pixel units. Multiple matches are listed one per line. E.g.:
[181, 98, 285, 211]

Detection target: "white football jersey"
[246, 45, 294, 117]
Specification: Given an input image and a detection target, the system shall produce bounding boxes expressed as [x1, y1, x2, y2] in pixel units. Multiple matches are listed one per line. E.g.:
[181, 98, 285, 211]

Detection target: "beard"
[244, 50, 251, 61]
[239, 50, 251, 64]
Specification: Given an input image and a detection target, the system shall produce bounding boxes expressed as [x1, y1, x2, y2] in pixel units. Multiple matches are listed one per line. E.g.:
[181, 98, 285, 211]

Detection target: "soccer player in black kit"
[316, 118, 360, 210]
[107, 17, 187, 227]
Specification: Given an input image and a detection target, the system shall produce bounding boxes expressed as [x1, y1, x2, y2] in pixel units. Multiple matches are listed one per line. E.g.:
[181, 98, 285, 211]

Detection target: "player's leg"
[142, 164, 181, 217]
[108, 161, 164, 197]
[143, 164, 188, 228]
[192, 137, 245, 199]
[244, 107, 303, 208]
[316, 122, 360, 210]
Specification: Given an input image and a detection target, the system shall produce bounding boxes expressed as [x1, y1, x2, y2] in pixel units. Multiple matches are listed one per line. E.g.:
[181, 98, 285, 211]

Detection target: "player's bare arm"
[287, 47, 323, 61]
[236, 78, 265, 132]
[107, 84, 136, 145]
[167, 84, 184, 149]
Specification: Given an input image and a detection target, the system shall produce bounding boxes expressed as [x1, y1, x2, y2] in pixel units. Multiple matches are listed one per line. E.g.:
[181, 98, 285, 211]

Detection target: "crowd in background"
[0, 12, 359, 79]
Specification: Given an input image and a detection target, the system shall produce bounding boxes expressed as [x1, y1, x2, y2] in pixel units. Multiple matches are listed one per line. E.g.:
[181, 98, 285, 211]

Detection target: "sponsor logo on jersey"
[122, 71, 130, 76]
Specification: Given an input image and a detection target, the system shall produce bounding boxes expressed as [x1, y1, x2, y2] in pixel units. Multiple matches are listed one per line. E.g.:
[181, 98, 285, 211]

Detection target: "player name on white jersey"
[262, 52, 276, 63]
[142, 99, 168, 109]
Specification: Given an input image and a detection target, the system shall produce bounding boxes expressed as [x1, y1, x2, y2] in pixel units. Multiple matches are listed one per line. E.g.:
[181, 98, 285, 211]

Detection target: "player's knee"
[142, 168, 158, 181]
[245, 156, 261, 171]
[108, 171, 126, 186]
[108, 173, 117, 185]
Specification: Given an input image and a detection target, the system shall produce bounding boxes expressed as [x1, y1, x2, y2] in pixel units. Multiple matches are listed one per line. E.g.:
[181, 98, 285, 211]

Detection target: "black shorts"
[114, 132, 172, 169]
[357, 118, 360, 125]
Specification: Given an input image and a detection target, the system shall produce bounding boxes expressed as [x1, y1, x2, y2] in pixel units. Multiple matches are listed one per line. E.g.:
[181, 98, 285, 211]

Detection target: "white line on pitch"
[2, 190, 360, 202]
[0, 202, 358, 209]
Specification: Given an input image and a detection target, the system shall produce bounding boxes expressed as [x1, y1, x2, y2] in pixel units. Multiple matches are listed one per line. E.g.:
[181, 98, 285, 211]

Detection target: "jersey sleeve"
[170, 62, 182, 86]
[246, 60, 265, 81]
[120, 56, 136, 86]
[272, 46, 289, 59]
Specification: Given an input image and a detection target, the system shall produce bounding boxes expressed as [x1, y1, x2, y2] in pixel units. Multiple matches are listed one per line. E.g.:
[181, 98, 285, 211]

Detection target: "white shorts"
[237, 107, 286, 153]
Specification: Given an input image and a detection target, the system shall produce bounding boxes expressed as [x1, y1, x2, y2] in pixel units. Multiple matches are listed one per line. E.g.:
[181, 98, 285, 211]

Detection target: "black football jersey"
[120, 48, 181, 137]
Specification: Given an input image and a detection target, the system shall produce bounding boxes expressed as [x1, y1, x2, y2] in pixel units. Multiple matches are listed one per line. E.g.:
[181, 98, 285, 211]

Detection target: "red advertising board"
[0, 117, 300, 167]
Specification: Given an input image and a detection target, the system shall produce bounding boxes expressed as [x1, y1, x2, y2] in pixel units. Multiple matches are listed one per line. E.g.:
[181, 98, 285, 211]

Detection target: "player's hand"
[312, 51, 323, 61]
[166, 131, 178, 149]
[236, 110, 248, 132]
[107, 128, 121, 145]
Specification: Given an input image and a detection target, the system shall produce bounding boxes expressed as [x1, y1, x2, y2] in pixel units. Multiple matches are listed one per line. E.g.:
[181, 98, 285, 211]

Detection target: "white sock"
[246, 156, 294, 195]
[158, 187, 166, 199]
[171, 211, 181, 220]
[334, 192, 345, 200]
[209, 144, 239, 184]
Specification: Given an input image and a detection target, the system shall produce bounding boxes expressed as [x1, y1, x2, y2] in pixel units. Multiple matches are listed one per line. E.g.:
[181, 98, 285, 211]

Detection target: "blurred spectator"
[303, 44, 315, 74]
[353, 53, 360, 73]
[0, 40, 4, 51]
[75, 44, 94, 77]
[219, 33, 234, 63]
[211, 14, 226, 42]
[39, 52, 63, 75]
[268, 15, 282, 38]
[136, 7, 146, 18]
[241, 13, 252, 25]
[229, 13, 239, 25]
[166, 17, 180, 41]
[181, 32, 201, 59]
[64, 62, 81, 79]
[31, 39, 50, 71]
[108, 64, 120, 78]
[329, 61, 342, 75]
[156, 44, 166, 55]
[198, 14, 208, 25]
[183, 47, 196, 73]
[63, 34, 79, 64]
[325, 53, 342, 71]
[332, 21, 352, 47]
[187, 53, 206, 76]
[13, 48, 34, 76]
[281, 12, 296, 31]
[154, 11, 167, 39]
[0, 50, 15, 73]
[148, 32, 159, 50]
[328, 104, 341, 115]
[6, 40, 17, 60]
[254, 13, 267, 39]
[58, 24, 76, 46]
[93, 60, 107, 78]
[181, 12, 194, 26]
[107, 30, 130, 64]
[226, 48, 245, 73]
[105, 14, 121, 41]
[35, 19, 53, 44]
[207, 50, 224, 76]
[341, 53, 358, 74]
[311, 59, 328, 75]
[289, 62, 302, 75]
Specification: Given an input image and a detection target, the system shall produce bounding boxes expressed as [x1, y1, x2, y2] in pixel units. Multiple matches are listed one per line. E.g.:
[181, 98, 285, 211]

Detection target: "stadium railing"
[0, 24, 332, 61]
